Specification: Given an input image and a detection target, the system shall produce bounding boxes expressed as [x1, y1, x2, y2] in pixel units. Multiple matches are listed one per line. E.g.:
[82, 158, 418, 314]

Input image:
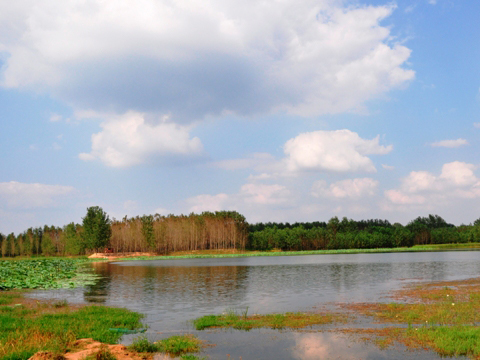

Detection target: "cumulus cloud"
[0, 181, 75, 208]
[430, 138, 469, 148]
[214, 129, 392, 176]
[385, 161, 480, 205]
[240, 183, 290, 204]
[0, 0, 413, 121]
[283, 130, 392, 173]
[382, 164, 395, 170]
[78, 111, 203, 167]
[474, 123, 480, 129]
[187, 183, 290, 213]
[312, 178, 378, 199]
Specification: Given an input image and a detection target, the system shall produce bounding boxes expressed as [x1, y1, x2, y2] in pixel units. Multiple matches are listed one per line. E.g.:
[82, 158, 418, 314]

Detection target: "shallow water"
[30, 251, 479, 359]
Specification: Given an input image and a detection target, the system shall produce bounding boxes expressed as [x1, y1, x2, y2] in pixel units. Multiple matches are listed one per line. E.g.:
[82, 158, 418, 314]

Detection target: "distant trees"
[110, 211, 248, 253]
[2, 211, 480, 257]
[82, 206, 112, 252]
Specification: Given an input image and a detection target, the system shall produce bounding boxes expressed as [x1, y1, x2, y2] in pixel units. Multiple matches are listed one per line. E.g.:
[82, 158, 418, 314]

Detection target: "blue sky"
[1, 0, 480, 234]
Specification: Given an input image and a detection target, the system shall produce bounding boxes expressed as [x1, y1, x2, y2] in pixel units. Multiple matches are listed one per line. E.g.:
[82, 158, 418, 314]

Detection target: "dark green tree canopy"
[82, 206, 112, 251]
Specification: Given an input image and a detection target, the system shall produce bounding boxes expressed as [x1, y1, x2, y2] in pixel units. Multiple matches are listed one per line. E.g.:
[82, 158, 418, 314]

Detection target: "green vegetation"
[129, 335, 201, 357]
[248, 214, 480, 251]
[193, 309, 345, 331]
[346, 277, 480, 358]
[2, 209, 480, 258]
[0, 258, 98, 289]
[82, 206, 112, 252]
[0, 292, 144, 359]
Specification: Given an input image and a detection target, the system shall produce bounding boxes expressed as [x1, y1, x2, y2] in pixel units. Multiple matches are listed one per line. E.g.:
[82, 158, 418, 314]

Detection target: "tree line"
[0, 207, 248, 257]
[248, 215, 480, 251]
[1, 209, 479, 257]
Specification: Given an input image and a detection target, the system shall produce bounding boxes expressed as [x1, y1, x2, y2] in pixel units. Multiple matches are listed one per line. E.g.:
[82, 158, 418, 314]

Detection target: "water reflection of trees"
[100, 264, 250, 309]
[83, 262, 113, 303]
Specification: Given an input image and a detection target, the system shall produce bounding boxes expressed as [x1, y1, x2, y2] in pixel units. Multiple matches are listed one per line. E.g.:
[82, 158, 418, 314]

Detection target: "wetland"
[20, 250, 480, 359]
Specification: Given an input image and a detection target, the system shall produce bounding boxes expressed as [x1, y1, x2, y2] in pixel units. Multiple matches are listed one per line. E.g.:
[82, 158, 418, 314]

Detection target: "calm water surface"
[31, 251, 480, 359]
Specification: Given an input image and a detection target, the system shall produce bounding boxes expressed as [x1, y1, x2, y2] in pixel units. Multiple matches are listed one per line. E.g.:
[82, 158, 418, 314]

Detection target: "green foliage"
[0, 259, 96, 290]
[141, 215, 155, 250]
[64, 223, 83, 255]
[82, 206, 112, 251]
[41, 233, 57, 256]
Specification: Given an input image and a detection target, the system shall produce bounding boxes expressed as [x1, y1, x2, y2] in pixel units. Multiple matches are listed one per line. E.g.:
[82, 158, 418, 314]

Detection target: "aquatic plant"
[0, 258, 98, 289]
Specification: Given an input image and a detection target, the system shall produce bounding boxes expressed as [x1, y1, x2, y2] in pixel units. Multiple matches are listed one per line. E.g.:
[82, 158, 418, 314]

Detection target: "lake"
[30, 251, 480, 359]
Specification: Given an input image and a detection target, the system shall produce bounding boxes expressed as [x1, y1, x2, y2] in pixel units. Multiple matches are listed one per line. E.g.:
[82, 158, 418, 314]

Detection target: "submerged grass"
[0, 291, 144, 359]
[194, 309, 346, 331]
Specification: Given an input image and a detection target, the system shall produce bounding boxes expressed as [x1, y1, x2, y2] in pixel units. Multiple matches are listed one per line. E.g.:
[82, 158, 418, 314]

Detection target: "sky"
[1, 0, 480, 234]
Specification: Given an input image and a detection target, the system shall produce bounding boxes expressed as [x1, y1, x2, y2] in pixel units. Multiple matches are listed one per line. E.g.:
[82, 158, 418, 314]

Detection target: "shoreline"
[89, 242, 480, 261]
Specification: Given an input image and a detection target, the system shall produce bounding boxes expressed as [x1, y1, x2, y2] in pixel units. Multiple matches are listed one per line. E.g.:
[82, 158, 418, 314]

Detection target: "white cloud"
[240, 183, 290, 204]
[283, 130, 392, 173]
[385, 161, 480, 206]
[428, 0, 437, 4]
[0, 181, 75, 208]
[405, 5, 417, 13]
[0, 0, 413, 121]
[430, 138, 469, 148]
[382, 164, 394, 170]
[187, 183, 290, 213]
[474, 123, 480, 129]
[213, 153, 275, 171]
[78, 111, 204, 167]
[312, 178, 378, 199]
[49, 113, 62, 122]
[187, 194, 230, 213]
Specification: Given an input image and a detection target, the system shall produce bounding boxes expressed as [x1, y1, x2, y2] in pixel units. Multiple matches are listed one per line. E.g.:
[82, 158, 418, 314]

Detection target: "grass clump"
[0, 291, 144, 359]
[156, 335, 201, 356]
[194, 309, 344, 331]
[129, 335, 201, 357]
[128, 337, 159, 353]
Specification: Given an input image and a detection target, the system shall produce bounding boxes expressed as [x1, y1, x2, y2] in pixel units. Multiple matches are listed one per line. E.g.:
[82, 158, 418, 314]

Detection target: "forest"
[1, 208, 480, 257]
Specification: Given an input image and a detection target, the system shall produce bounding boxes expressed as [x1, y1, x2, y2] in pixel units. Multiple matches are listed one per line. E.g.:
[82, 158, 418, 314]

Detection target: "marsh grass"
[129, 335, 201, 356]
[0, 291, 144, 359]
[193, 309, 346, 331]
[344, 277, 480, 358]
